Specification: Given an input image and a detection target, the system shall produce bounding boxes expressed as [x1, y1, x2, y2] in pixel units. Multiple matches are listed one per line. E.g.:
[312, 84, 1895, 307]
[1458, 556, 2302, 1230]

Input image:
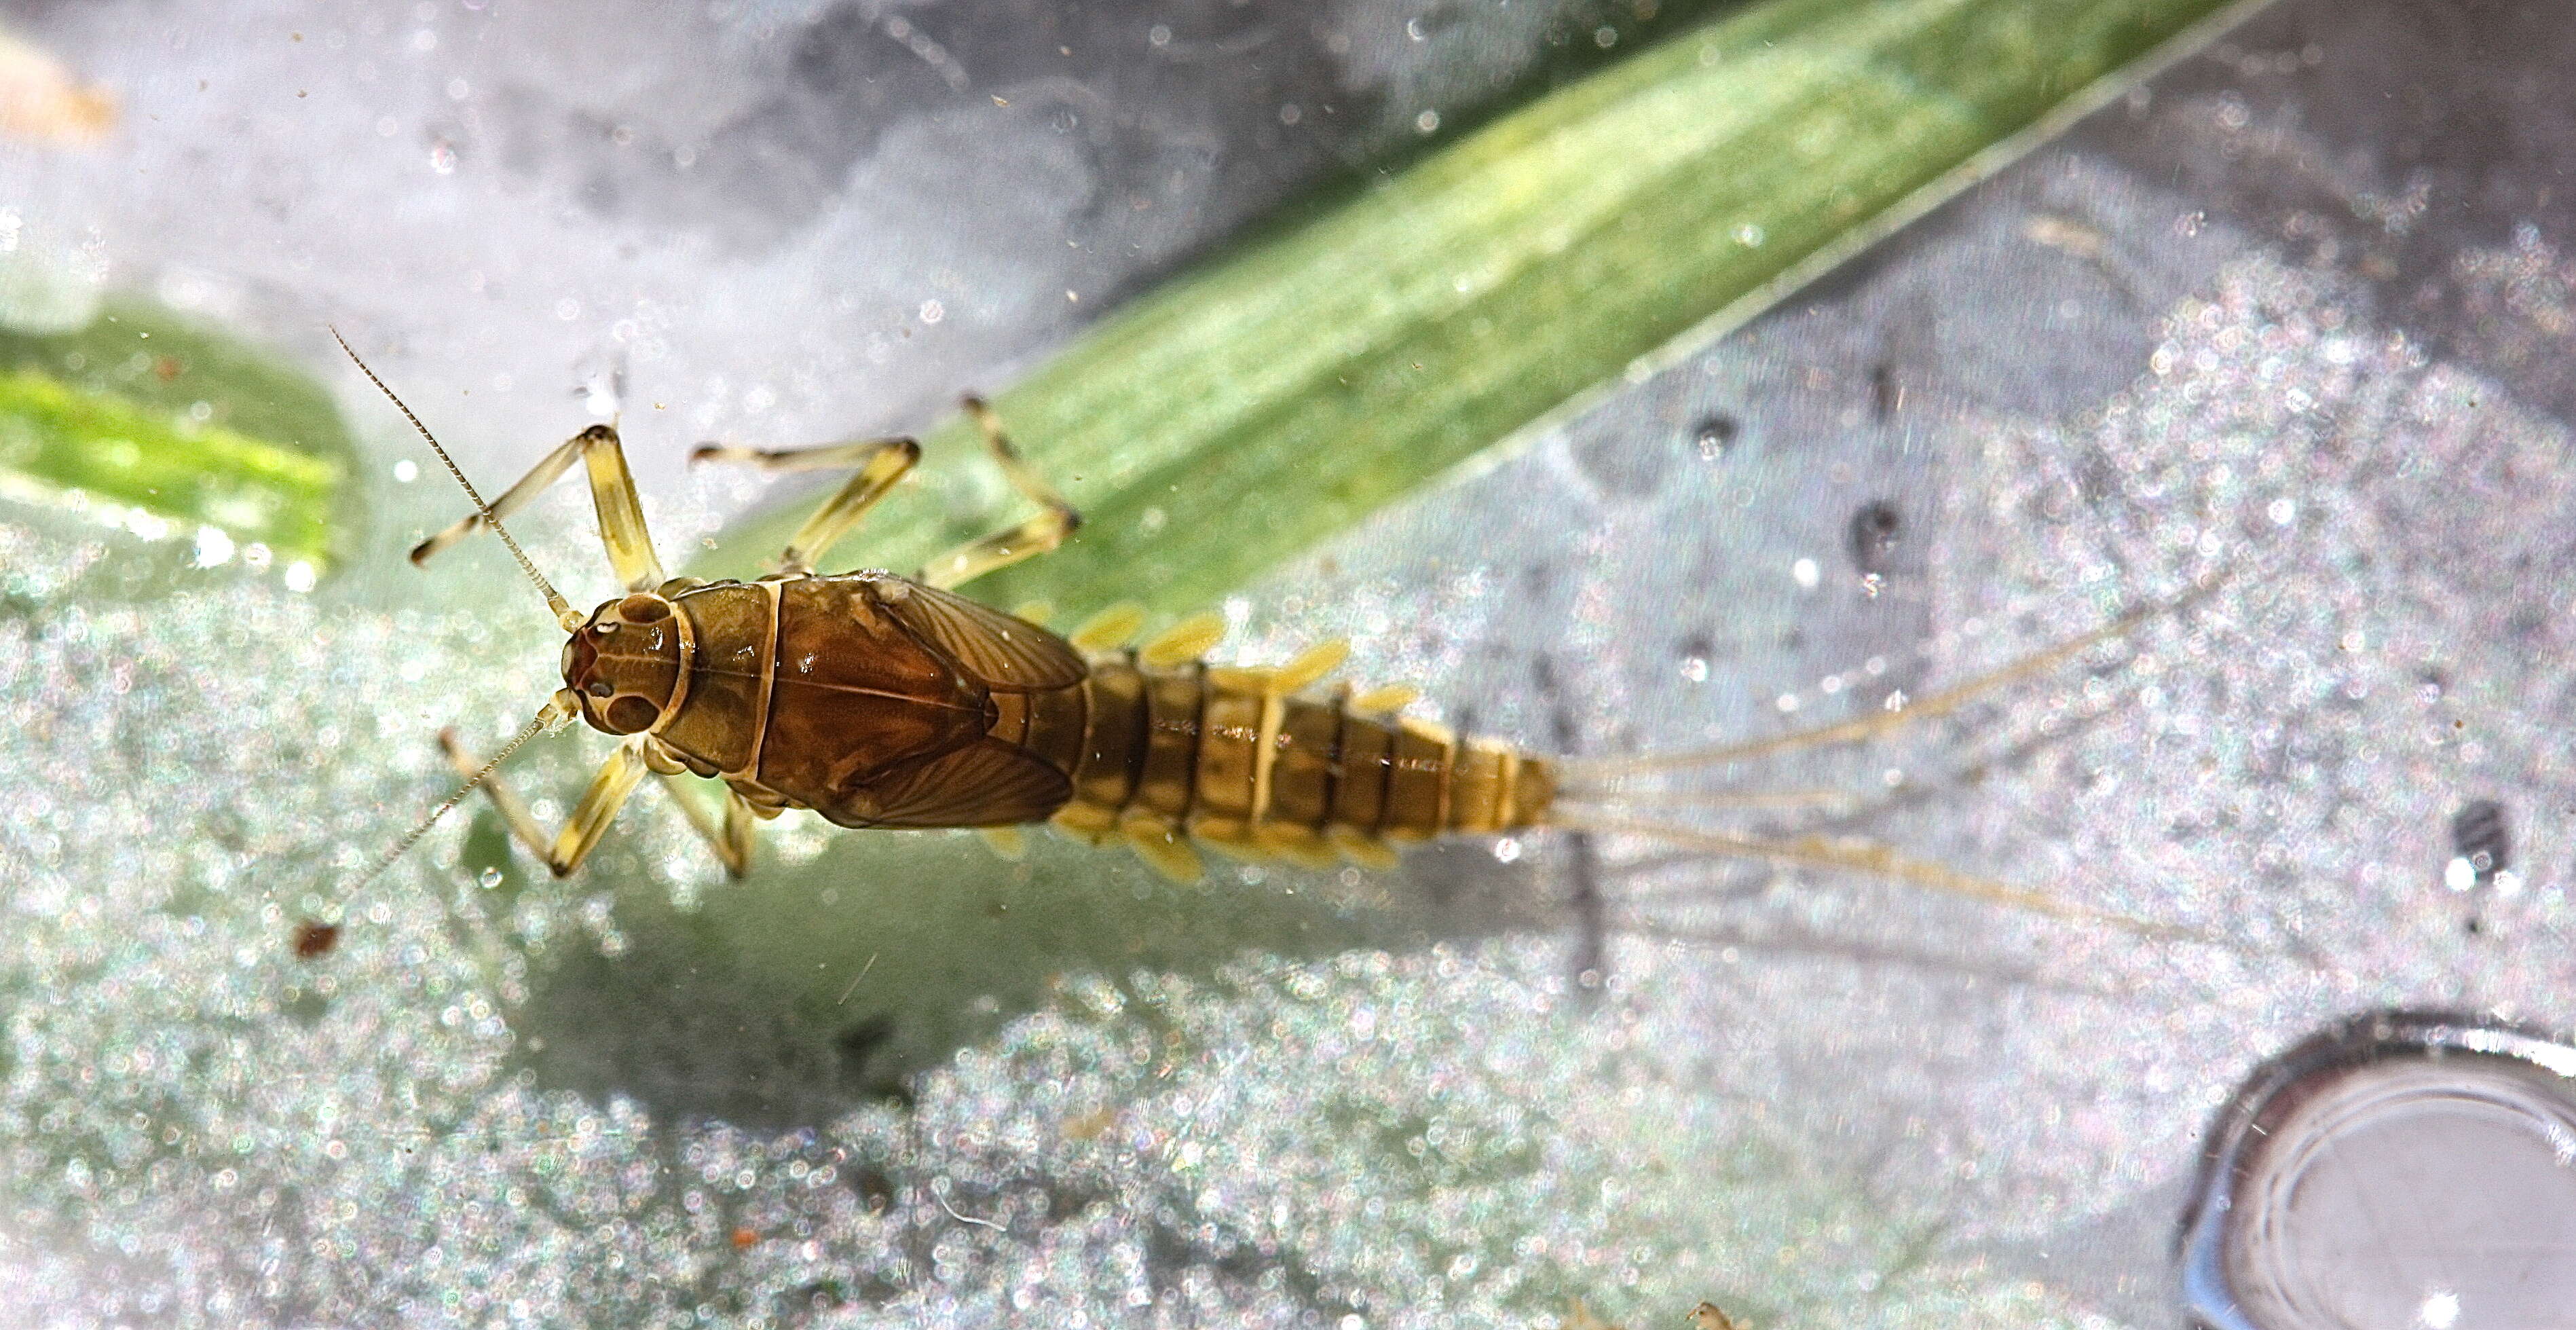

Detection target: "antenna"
[330, 326, 582, 631]
[318, 693, 572, 924]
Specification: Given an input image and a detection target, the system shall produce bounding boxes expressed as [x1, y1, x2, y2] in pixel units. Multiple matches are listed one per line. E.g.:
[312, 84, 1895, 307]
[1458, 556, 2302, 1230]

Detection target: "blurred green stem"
[709, 0, 2253, 614]
[0, 301, 353, 568]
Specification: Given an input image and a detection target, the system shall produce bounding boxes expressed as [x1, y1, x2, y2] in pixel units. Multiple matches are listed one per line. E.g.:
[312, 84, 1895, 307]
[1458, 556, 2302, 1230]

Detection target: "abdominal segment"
[1034, 655, 1554, 881]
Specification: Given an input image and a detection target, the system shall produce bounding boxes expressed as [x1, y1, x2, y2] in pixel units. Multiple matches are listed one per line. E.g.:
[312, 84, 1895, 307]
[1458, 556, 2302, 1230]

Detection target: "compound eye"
[615, 594, 671, 625]
[603, 695, 661, 734]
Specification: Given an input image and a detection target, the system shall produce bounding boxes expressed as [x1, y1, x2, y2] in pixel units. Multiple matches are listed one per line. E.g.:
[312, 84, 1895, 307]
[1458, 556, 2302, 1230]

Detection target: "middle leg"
[441, 729, 650, 877]
[650, 773, 763, 877]
[691, 435, 920, 575]
[442, 731, 760, 878]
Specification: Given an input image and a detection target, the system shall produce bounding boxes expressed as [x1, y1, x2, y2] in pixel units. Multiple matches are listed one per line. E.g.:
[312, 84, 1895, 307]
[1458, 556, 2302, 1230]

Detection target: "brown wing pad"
[825, 737, 1074, 829]
[874, 579, 1089, 692]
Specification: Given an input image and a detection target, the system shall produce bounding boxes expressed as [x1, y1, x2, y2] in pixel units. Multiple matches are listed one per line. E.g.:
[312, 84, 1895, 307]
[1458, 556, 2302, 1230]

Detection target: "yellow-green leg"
[440, 729, 765, 879]
[919, 396, 1081, 591]
[645, 771, 761, 877]
[413, 424, 668, 593]
[456, 728, 765, 879]
[690, 435, 920, 575]
[441, 729, 652, 877]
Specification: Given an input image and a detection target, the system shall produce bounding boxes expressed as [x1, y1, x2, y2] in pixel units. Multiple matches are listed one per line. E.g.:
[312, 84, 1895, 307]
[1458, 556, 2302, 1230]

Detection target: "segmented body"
[333, 344, 2144, 933]
[1030, 652, 1554, 876]
[600, 569, 1554, 881]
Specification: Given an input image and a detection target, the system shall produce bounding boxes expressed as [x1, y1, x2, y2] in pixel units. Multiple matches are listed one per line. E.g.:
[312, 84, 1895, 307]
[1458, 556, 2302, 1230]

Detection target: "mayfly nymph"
[318, 329, 2194, 942]
[441, 421, 1552, 881]
[326, 333, 1560, 900]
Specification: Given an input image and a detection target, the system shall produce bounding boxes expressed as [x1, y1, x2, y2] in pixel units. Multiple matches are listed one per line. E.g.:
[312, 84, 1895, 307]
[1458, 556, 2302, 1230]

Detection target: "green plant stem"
[709, 0, 2250, 613]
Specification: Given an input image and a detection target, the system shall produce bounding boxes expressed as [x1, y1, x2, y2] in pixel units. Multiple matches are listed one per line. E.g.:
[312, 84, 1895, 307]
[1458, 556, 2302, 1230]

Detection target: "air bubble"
[1692, 415, 1738, 460]
[192, 527, 234, 569]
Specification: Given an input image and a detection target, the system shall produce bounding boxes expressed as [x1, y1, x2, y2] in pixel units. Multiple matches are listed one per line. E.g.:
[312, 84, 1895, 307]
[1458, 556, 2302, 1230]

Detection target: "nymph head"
[560, 592, 692, 735]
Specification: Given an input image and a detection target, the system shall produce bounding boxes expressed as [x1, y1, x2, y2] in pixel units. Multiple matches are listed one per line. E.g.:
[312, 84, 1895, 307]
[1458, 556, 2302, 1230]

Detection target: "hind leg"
[918, 396, 1081, 591]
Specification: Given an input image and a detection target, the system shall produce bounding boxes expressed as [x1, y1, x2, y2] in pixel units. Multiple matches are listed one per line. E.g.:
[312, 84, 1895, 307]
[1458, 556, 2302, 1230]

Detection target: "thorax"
[654, 574, 994, 797]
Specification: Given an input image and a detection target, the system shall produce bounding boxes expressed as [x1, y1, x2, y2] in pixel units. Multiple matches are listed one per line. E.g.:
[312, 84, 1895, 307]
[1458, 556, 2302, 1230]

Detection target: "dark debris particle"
[1847, 500, 1903, 574]
[2450, 798, 2510, 882]
[836, 1014, 916, 1103]
[1690, 414, 1739, 460]
[1870, 363, 1901, 420]
[291, 919, 340, 960]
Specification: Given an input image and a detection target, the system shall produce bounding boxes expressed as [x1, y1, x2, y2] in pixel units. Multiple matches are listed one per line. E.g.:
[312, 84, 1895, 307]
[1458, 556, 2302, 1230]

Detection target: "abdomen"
[1031, 655, 1554, 876]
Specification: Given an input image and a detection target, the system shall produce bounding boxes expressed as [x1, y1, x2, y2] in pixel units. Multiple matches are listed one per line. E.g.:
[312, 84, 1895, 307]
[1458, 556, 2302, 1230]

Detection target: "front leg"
[413, 424, 667, 593]
[441, 731, 650, 876]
